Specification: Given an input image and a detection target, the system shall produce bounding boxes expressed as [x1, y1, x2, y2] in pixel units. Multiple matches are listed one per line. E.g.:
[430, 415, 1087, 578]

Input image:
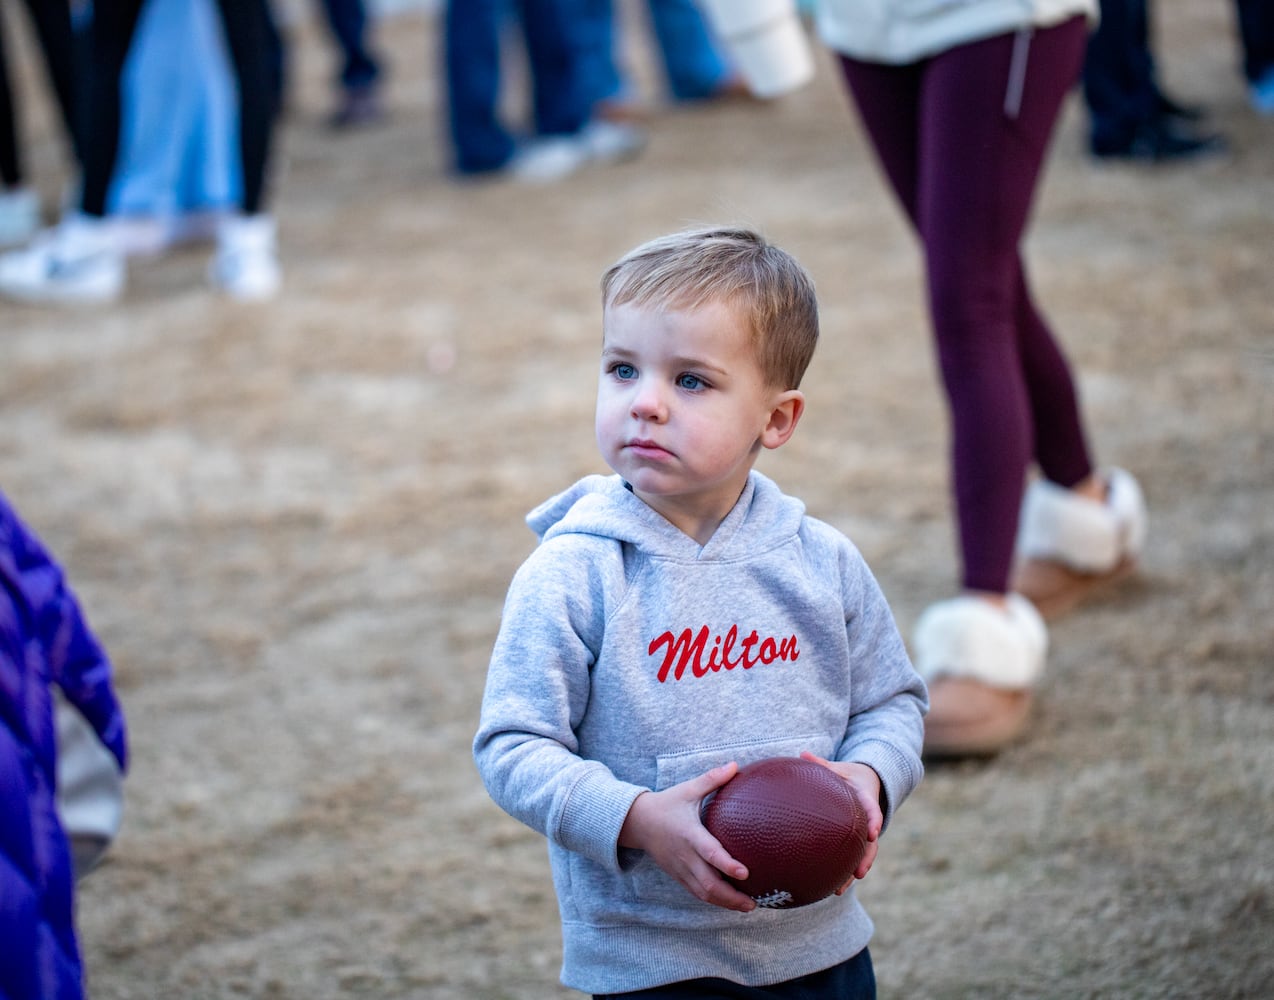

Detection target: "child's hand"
[618, 762, 757, 913]
[799, 751, 884, 889]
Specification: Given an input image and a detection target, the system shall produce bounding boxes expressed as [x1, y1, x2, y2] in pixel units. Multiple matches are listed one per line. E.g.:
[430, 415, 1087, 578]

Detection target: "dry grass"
[2, 3, 1271, 998]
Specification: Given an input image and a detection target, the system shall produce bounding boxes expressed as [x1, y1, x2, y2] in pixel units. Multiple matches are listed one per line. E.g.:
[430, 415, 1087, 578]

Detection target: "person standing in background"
[0, 0, 88, 248]
[0, 0, 283, 304]
[815, 0, 1149, 757]
[1082, 0, 1225, 161]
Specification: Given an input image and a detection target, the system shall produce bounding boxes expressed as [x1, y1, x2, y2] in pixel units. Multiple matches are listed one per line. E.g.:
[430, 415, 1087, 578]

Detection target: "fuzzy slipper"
[913, 595, 1047, 758]
[1012, 468, 1147, 621]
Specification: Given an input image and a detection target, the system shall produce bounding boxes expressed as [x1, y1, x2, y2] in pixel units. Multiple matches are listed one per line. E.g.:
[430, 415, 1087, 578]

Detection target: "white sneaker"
[0, 186, 40, 248]
[0, 214, 125, 305]
[580, 120, 647, 164]
[508, 136, 590, 184]
[209, 214, 281, 302]
[112, 211, 223, 258]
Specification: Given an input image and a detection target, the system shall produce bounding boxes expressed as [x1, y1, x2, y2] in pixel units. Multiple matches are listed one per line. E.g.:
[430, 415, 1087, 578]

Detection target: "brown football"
[701, 756, 868, 908]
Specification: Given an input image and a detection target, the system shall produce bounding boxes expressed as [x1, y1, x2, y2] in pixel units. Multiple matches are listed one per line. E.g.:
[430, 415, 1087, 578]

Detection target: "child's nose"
[630, 380, 667, 420]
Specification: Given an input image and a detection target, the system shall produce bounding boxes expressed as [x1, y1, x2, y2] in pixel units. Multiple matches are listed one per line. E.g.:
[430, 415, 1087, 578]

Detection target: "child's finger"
[688, 863, 756, 913]
[699, 831, 748, 882]
[690, 761, 739, 797]
[853, 839, 879, 880]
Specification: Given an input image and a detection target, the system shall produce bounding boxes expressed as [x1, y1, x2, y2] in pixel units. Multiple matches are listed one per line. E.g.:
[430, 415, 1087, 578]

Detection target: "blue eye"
[613, 363, 636, 380]
[677, 373, 704, 390]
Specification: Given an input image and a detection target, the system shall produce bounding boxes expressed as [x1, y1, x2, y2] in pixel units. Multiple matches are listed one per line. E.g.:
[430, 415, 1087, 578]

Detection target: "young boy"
[474, 227, 927, 998]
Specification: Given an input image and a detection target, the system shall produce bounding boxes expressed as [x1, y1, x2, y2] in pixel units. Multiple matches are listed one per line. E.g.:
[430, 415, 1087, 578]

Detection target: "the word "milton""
[647, 624, 800, 683]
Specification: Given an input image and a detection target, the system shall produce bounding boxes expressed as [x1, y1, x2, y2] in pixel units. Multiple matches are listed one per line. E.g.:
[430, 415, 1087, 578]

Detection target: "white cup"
[697, 0, 815, 99]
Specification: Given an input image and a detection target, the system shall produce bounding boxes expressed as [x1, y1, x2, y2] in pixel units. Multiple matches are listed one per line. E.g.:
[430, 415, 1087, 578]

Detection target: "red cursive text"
[647, 624, 800, 683]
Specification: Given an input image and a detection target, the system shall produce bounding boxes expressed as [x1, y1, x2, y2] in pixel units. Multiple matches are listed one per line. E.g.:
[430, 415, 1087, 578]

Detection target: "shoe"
[508, 136, 591, 184]
[0, 186, 40, 248]
[209, 214, 280, 302]
[1249, 68, 1274, 116]
[328, 83, 385, 130]
[594, 98, 651, 125]
[1012, 468, 1147, 621]
[109, 216, 172, 257]
[0, 214, 125, 305]
[1154, 90, 1206, 123]
[580, 119, 647, 164]
[112, 211, 224, 258]
[1090, 116, 1227, 162]
[913, 594, 1048, 757]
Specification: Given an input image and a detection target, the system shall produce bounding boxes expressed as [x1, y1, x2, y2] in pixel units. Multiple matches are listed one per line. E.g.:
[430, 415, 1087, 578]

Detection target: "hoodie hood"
[526, 471, 807, 562]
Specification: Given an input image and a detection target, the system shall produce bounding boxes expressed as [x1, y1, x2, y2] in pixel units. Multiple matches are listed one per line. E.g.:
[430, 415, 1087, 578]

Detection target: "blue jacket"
[1, 491, 128, 1000]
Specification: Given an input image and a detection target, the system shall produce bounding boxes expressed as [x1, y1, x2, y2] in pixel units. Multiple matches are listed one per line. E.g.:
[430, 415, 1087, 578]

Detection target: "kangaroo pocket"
[620, 733, 833, 910]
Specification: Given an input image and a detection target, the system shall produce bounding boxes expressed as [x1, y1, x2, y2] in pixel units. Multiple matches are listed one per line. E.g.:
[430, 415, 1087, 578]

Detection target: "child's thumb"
[695, 761, 739, 796]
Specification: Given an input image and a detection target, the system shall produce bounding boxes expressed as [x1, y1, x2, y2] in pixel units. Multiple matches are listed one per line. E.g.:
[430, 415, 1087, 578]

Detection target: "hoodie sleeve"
[831, 535, 927, 829]
[474, 536, 646, 870]
[2, 498, 127, 773]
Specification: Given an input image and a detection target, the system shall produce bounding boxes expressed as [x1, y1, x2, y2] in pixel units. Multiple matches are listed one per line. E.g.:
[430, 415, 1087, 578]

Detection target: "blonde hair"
[600, 226, 819, 389]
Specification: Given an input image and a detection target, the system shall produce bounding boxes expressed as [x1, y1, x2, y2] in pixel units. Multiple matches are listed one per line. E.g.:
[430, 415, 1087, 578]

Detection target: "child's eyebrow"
[601, 345, 730, 377]
[669, 355, 729, 377]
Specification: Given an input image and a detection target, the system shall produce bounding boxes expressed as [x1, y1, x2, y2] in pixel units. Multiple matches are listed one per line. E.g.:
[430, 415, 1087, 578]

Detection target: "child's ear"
[761, 390, 805, 450]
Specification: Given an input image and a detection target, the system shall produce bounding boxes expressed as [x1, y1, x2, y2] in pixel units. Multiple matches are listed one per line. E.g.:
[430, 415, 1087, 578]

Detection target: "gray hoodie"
[474, 471, 927, 994]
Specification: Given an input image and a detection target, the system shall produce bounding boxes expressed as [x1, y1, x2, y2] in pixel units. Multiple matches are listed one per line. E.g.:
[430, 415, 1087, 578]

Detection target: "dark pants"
[1083, 0, 1160, 148]
[839, 19, 1094, 594]
[316, 0, 380, 91]
[0, 0, 86, 186]
[79, 0, 277, 216]
[1235, 0, 1274, 82]
[594, 947, 875, 999]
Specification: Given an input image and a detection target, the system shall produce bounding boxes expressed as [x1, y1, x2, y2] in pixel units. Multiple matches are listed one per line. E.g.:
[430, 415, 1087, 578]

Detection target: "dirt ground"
[2, 3, 1272, 998]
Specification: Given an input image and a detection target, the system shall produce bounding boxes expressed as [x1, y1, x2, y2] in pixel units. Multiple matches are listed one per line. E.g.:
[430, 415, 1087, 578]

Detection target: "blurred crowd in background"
[0, 0, 1267, 307]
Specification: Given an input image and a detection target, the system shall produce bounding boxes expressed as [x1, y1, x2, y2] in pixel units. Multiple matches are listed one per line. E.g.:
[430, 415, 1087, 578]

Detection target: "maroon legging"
[838, 17, 1094, 594]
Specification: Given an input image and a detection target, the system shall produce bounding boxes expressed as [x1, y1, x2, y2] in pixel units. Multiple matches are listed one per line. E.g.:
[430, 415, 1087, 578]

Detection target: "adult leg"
[1235, 0, 1274, 112]
[1014, 265, 1093, 492]
[914, 21, 1091, 593]
[0, 1, 145, 297]
[573, 0, 625, 110]
[210, 0, 276, 215]
[79, 0, 147, 217]
[20, 0, 85, 167]
[1085, 0, 1224, 157]
[520, 0, 591, 138]
[316, 0, 380, 91]
[315, 0, 385, 126]
[1083, 0, 1157, 152]
[840, 31, 1090, 594]
[443, 0, 514, 173]
[0, 13, 19, 187]
[645, 0, 732, 101]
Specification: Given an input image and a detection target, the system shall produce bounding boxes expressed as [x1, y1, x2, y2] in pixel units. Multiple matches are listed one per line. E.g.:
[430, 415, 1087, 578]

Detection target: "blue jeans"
[443, 0, 591, 174]
[575, 0, 731, 107]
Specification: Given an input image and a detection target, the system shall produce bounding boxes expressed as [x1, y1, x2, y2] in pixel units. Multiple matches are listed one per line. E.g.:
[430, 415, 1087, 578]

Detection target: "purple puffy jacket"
[1, 491, 128, 1000]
